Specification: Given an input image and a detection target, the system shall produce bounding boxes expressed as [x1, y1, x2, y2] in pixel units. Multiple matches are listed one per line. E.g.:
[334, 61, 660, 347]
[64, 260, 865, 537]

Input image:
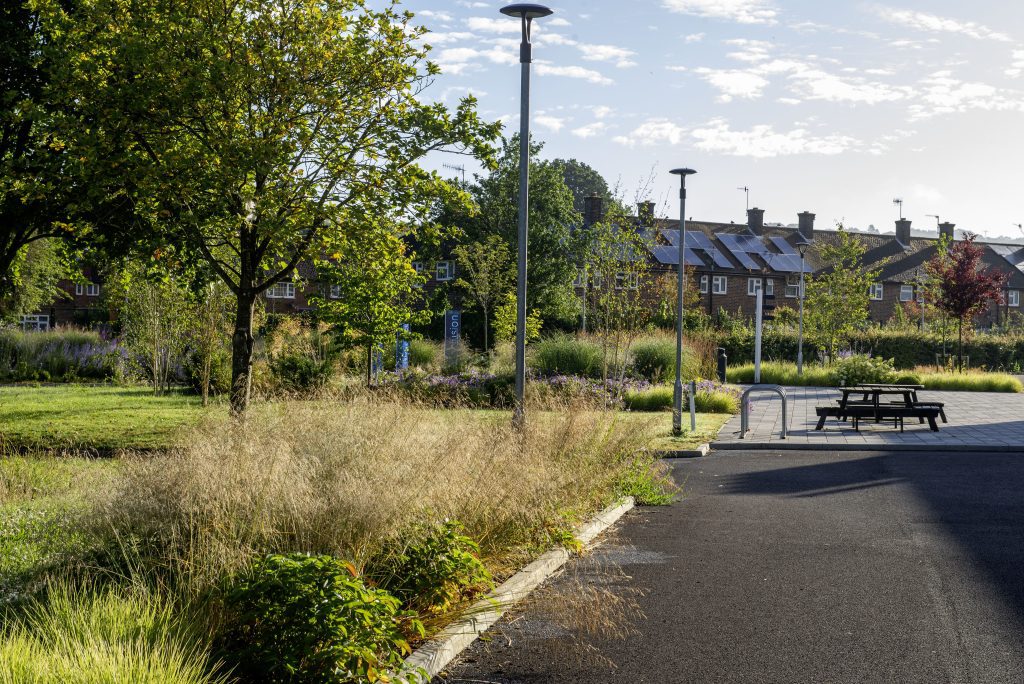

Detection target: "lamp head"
[670, 167, 697, 176]
[796, 238, 811, 256]
[500, 3, 554, 19]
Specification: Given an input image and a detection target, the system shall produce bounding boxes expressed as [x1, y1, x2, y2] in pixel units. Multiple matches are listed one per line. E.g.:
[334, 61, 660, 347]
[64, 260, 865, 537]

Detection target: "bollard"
[717, 347, 727, 383]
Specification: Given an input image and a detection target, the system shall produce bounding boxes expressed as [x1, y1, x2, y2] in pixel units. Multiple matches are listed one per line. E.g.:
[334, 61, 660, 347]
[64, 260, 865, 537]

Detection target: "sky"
[399, 0, 1024, 240]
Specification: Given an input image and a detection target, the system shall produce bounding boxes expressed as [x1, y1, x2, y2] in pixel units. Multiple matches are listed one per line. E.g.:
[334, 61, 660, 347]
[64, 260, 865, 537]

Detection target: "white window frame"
[435, 260, 454, 281]
[20, 314, 49, 331]
[748, 277, 772, 296]
[712, 275, 727, 295]
[1010, 290, 1020, 307]
[329, 284, 342, 299]
[699, 275, 709, 294]
[412, 261, 424, 275]
[75, 283, 100, 297]
[899, 284, 914, 302]
[869, 283, 883, 301]
[785, 283, 800, 299]
[266, 282, 296, 299]
[614, 271, 639, 290]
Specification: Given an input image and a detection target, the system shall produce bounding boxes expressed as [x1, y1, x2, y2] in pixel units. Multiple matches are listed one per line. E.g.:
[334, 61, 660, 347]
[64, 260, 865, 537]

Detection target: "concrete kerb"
[657, 443, 709, 458]
[395, 497, 636, 683]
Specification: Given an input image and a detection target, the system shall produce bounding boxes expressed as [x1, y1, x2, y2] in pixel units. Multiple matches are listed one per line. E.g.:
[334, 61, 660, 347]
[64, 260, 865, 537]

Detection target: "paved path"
[442, 450, 1024, 683]
[714, 387, 1024, 449]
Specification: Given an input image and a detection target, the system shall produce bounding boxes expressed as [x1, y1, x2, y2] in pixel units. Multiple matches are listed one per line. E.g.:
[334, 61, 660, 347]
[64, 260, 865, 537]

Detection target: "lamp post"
[501, 3, 552, 427]
[670, 167, 697, 436]
[796, 238, 810, 376]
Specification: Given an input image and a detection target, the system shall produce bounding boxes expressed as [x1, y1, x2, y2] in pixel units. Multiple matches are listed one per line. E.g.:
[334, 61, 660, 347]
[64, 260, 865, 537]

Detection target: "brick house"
[576, 194, 1024, 328]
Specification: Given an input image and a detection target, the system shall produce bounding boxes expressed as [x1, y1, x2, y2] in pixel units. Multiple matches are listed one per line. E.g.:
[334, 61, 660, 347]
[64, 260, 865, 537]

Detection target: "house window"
[712, 275, 727, 294]
[435, 261, 454, 281]
[899, 284, 914, 302]
[700, 275, 709, 294]
[615, 272, 639, 289]
[748, 278, 773, 296]
[75, 283, 100, 297]
[869, 283, 883, 301]
[412, 261, 424, 275]
[20, 314, 49, 331]
[329, 285, 342, 299]
[266, 282, 295, 299]
[574, 268, 587, 287]
[784, 275, 801, 299]
[1010, 290, 1020, 307]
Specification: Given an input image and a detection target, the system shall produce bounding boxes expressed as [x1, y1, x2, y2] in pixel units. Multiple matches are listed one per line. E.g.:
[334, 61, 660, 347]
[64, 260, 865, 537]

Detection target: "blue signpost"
[396, 323, 410, 373]
[444, 310, 461, 365]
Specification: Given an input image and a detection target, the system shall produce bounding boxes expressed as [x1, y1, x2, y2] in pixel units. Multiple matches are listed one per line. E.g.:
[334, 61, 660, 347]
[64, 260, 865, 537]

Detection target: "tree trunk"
[230, 292, 256, 414]
[483, 306, 489, 352]
[366, 344, 373, 387]
[957, 317, 964, 372]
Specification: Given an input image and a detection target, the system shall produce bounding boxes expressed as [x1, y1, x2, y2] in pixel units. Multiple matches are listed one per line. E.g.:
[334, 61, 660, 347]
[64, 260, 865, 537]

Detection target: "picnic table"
[815, 383, 946, 432]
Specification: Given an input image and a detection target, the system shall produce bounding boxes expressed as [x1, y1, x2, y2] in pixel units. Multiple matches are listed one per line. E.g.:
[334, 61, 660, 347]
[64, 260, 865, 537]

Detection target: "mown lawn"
[0, 385, 210, 451]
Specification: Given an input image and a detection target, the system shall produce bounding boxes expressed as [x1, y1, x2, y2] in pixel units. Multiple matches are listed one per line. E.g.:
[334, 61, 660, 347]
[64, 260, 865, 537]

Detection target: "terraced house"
[579, 195, 1024, 328]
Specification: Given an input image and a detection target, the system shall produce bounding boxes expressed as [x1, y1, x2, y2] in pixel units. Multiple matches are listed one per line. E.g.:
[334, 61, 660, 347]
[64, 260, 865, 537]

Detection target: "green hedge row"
[716, 328, 1024, 371]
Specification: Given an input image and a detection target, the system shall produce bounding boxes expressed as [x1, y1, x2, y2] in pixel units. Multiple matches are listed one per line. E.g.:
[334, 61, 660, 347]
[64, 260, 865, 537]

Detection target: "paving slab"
[714, 387, 1024, 451]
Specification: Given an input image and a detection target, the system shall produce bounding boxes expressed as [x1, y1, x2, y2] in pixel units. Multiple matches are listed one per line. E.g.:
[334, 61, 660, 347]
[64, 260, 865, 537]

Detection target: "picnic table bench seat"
[815, 403, 942, 432]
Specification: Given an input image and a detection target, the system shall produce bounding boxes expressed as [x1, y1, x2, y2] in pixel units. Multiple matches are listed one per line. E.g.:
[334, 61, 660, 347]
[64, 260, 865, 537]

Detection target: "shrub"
[726, 361, 832, 387]
[623, 385, 673, 411]
[270, 353, 335, 393]
[531, 335, 602, 378]
[0, 328, 120, 382]
[222, 553, 418, 684]
[408, 338, 441, 370]
[380, 521, 492, 615]
[828, 354, 896, 386]
[918, 371, 1023, 392]
[0, 582, 225, 684]
[630, 339, 677, 383]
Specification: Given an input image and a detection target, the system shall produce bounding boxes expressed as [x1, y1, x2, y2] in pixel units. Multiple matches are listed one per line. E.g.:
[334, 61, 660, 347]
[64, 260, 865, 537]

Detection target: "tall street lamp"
[796, 238, 811, 376]
[671, 167, 697, 436]
[500, 3, 552, 427]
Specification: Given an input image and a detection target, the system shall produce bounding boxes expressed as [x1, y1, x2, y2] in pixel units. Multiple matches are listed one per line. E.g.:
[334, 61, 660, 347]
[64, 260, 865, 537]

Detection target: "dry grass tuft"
[92, 397, 654, 599]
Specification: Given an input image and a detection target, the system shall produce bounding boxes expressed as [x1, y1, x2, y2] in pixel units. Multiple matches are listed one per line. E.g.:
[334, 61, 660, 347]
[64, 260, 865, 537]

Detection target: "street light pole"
[501, 3, 552, 428]
[797, 239, 810, 376]
[671, 168, 697, 436]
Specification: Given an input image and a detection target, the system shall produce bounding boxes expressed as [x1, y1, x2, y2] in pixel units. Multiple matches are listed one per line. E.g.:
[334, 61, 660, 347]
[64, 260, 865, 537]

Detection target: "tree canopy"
[550, 158, 611, 215]
[39, 0, 499, 411]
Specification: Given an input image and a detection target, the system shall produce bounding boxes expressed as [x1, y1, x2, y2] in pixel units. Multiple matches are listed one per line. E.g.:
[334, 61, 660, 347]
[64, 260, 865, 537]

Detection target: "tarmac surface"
[441, 449, 1024, 683]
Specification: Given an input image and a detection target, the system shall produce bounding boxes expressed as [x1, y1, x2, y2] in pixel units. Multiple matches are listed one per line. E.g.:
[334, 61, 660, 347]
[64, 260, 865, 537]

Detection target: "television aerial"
[893, 198, 904, 220]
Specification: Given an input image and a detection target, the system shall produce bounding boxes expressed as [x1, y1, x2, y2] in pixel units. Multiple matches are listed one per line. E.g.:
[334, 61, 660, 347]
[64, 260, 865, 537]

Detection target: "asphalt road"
[441, 450, 1024, 684]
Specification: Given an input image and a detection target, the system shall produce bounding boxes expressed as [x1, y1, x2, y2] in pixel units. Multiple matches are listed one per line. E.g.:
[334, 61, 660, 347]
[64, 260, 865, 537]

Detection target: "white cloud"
[875, 8, 1011, 42]
[548, 17, 571, 27]
[694, 68, 770, 101]
[788, 67, 910, 104]
[422, 31, 476, 45]
[465, 17, 523, 33]
[534, 63, 614, 85]
[684, 32, 705, 43]
[661, 0, 777, 25]
[592, 105, 613, 119]
[535, 114, 566, 132]
[724, 38, 773, 63]
[612, 119, 688, 147]
[577, 43, 637, 68]
[691, 118, 857, 157]
[909, 71, 1024, 120]
[1008, 50, 1024, 78]
[572, 121, 609, 138]
[417, 10, 453, 22]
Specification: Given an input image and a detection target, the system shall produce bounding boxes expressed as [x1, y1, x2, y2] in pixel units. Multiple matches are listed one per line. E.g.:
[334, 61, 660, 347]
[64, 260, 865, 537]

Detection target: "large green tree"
[550, 158, 611, 214]
[40, 0, 498, 412]
[457, 136, 581, 324]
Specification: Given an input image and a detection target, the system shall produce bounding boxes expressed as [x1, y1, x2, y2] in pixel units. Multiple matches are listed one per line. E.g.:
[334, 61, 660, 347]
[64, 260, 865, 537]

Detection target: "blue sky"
[403, 1, 1024, 239]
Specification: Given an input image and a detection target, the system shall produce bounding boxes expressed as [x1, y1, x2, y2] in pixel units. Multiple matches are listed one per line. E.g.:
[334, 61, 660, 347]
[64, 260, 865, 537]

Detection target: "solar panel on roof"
[762, 252, 802, 273]
[651, 245, 704, 267]
[714, 233, 761, 270]
[682, 231, 734, 268]
[769, 236, 797, 254]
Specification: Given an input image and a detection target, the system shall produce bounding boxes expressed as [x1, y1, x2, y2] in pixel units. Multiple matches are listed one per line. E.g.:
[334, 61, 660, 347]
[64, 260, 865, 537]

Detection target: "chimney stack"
[747, 207, 765, 235]
[895, 218, 912, 246]
[637, 201, 655, 227]
[583, 195, 603, 228]
[938, 221, 955, 242]
[797, 211, 815, 242]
